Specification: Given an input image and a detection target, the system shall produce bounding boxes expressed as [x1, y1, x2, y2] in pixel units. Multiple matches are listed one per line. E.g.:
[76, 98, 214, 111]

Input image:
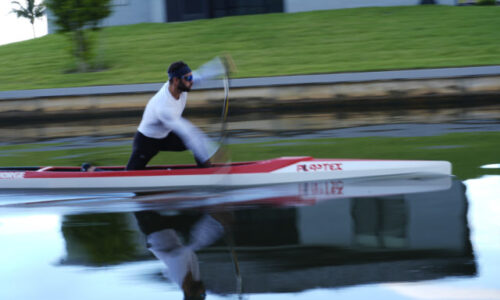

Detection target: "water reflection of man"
[134, 211, 226, 299]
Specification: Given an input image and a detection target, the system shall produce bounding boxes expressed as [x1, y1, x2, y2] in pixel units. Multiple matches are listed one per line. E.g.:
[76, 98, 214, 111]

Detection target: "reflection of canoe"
[0, 156, 451, 191]
[123, 175, 453, 210]
[0, 175, 452, 214]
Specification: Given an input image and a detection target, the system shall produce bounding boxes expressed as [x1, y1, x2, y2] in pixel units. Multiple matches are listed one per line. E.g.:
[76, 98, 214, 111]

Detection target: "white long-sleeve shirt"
[137, 57, 226, 163]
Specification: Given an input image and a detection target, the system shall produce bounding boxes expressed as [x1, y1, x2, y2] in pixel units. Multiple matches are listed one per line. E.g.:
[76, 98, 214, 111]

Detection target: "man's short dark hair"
[168, 61, 190, 82]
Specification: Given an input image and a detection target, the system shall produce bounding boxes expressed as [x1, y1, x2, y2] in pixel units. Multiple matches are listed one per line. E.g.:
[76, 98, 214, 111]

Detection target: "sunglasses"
[182, 75, 193, 82]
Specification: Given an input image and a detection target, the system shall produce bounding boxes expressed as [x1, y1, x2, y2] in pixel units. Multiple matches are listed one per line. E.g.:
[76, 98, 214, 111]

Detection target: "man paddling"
[126, 57, 229, 170]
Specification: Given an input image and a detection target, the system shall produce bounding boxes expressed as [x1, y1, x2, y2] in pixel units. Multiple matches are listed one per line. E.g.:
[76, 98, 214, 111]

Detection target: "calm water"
[0, 107, 499, 300]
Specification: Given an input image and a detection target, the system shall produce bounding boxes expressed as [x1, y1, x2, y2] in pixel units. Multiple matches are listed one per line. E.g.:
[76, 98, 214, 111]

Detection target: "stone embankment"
[0, 66, 499, 121]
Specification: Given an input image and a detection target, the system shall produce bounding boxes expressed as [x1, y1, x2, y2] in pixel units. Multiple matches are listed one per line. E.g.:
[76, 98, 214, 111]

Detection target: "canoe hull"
[0, 157, 452, 191]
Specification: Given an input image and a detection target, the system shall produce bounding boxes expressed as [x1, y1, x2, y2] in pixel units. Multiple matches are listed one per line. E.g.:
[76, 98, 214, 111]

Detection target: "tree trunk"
[30, 19, 36, 38]
[74, 30, 89, 72]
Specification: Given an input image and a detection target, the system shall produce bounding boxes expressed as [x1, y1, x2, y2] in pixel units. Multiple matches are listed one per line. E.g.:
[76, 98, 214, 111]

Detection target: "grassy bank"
[0, 131, 498, 180]
[0, 6, 499, 91]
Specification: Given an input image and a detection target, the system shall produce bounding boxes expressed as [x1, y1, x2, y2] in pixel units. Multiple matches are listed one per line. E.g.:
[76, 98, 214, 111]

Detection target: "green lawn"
[0, 6, 499, 91]
[1, 132, 498, 180]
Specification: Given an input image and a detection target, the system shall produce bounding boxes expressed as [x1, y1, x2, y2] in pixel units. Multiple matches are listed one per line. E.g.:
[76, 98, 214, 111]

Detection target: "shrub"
[477, 0, 496, 5]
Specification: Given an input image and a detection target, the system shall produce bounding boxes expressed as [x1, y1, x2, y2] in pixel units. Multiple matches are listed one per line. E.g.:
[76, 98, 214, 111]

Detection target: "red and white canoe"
[0, 156, 451, 192]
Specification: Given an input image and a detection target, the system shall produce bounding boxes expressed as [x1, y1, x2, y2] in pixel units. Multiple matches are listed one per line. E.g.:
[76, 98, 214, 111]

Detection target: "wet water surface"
[0, 107, 499, 300]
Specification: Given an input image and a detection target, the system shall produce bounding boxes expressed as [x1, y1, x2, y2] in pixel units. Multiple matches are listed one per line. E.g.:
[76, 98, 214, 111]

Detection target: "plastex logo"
[296, 162, 342, 172]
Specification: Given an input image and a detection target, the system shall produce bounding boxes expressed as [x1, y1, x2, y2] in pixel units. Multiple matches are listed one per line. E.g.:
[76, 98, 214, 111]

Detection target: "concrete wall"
[2, 74, 499, 120]
[284, 0, 456, 13]
[47, 0, 166, 34]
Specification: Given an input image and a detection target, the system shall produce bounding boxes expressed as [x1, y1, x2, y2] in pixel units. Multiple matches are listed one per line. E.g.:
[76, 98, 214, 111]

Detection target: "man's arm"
[192, 56, 233, 83]
[158, 114, 217, 165]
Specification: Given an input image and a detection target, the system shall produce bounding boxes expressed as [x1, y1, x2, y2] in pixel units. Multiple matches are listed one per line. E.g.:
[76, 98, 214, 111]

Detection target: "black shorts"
[126, 131, 189, 170]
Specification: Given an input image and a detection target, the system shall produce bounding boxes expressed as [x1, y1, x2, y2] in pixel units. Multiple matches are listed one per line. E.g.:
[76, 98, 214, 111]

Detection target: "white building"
[47, 0, 458, 33]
